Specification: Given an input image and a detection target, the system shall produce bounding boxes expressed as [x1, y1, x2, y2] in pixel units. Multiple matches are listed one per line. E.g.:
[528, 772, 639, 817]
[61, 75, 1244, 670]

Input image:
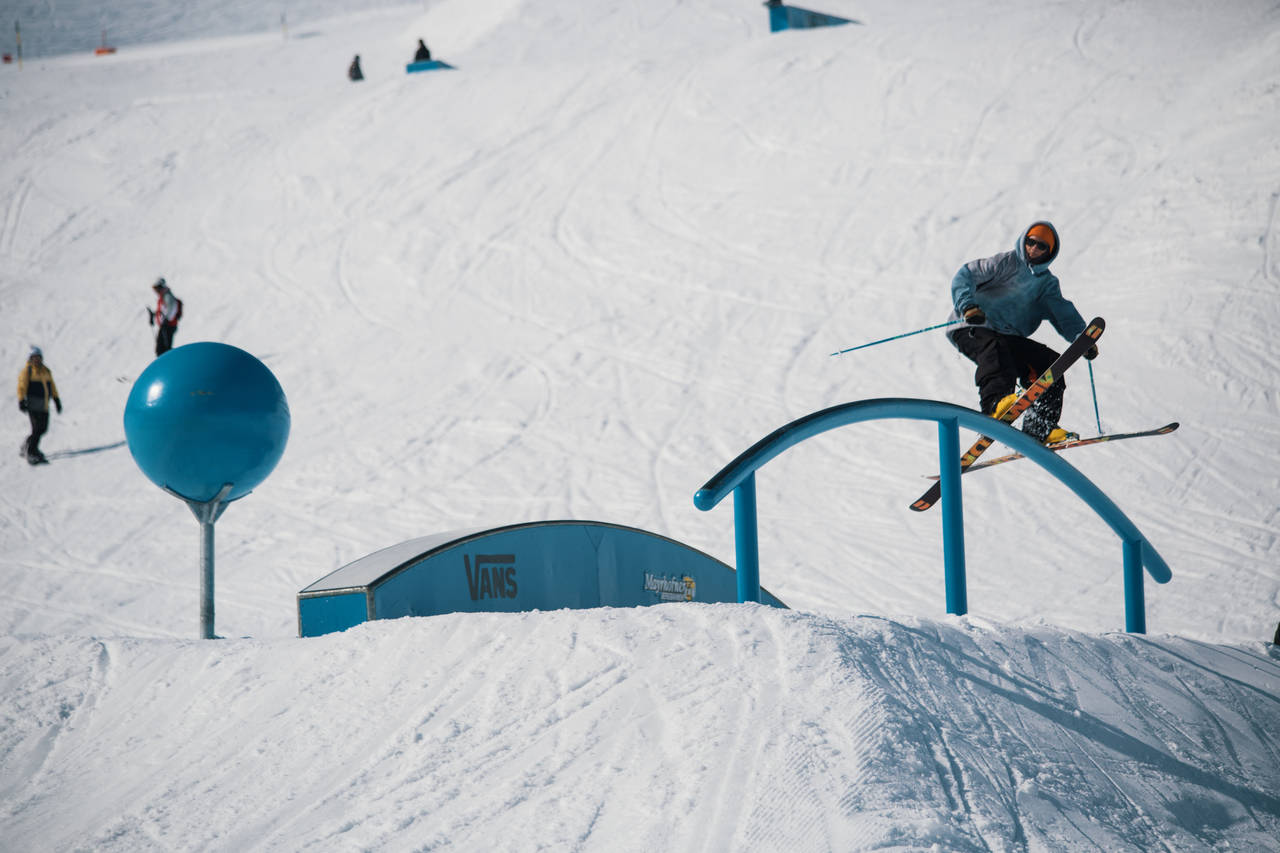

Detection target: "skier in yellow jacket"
[17, 346, 61, 465]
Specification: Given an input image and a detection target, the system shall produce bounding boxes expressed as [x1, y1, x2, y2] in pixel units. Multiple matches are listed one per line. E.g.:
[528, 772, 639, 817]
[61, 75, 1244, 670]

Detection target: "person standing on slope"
[945, 221, 1097, 443]
[149, 277, 182, 357]
[17, 346, 61, 465]
[413, 39, 431, 62]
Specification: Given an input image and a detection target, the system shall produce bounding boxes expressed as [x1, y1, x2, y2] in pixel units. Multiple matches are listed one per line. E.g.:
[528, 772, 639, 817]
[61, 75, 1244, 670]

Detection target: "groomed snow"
[2, 0, 1279, 849]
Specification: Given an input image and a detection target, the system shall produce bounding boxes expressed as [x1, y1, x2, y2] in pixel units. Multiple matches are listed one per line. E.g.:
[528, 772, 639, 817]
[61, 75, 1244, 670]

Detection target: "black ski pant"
[25, 409, 49, 459]
[952, 326, 1065, 441]
[156, 323, 176, 357]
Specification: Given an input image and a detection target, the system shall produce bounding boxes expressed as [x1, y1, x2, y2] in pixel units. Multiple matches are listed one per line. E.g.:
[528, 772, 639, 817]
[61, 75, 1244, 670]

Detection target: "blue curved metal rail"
[693, 398, 1171, 633]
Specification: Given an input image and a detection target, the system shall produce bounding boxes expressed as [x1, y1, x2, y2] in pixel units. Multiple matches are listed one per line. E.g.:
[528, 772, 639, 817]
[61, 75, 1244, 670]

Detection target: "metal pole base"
[166, 483, 235, 639]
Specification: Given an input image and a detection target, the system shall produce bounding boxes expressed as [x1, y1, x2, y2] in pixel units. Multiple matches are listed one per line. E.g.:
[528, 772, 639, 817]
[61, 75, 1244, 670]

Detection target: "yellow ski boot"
[992, 393, 1020, 420]
[1045, 427, 1078, 445]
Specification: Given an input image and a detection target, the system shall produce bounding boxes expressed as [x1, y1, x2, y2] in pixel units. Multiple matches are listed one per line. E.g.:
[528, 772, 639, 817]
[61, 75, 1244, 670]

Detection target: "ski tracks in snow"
[748, 615, 1280, 851]
[0, 175, 34, 263]
[3, 609, 1278, 851]
[0, 637, 111, 827]
[1265, 188, 1280, 290]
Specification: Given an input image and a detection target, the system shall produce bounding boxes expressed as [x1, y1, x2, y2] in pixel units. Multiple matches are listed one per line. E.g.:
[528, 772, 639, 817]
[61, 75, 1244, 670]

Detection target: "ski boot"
[992, 393, 1020, 420]
[1045, 427, 1079, 445]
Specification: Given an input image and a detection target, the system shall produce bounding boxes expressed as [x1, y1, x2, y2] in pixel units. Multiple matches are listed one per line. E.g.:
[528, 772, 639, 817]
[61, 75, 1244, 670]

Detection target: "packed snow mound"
[3, 608, 1279, 851]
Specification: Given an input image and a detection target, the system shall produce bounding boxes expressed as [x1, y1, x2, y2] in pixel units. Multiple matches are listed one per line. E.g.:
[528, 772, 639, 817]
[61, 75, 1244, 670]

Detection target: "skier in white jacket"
[149, 277, 182, 357]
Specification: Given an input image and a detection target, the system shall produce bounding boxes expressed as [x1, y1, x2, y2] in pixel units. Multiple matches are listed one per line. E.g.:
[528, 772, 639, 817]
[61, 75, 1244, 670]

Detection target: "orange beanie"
[1026, 224, 1056, 252]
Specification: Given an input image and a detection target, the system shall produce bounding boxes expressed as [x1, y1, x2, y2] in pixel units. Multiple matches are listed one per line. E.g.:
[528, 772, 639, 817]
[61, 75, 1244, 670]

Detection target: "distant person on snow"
[348, 54, 363, 81]
[148, 277, 182, 357]
[944, 221, 1097, 444]
[17, 346, 61, 465]
[413, 39, 432, 62]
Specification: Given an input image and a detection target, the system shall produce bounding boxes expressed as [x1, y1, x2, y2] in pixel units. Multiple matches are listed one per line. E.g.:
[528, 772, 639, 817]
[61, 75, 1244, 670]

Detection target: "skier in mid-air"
[944, 221, 1098, 443]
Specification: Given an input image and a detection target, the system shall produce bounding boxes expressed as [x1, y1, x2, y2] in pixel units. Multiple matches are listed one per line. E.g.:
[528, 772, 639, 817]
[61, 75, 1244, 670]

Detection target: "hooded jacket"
[946, 221, 1085, 344]
[17, 360, 60, 413]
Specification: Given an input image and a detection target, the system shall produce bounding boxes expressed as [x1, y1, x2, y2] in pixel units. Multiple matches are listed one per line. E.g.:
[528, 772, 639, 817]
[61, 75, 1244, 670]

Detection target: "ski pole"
[1088, 361, 1102, 433]
[831, 319, 961, 357]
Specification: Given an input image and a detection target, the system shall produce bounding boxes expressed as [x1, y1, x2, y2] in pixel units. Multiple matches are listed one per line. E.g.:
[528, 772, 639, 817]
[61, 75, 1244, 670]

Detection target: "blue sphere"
[124, 343, 290, 503]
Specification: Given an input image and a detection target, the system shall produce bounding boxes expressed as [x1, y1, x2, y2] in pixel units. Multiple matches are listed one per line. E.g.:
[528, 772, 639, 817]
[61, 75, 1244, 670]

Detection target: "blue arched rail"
[693, 398, 1171, 632]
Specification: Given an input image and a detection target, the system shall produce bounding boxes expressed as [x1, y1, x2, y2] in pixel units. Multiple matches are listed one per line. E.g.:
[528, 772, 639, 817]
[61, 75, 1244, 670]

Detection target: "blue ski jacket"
[945, 221, 1085, 345]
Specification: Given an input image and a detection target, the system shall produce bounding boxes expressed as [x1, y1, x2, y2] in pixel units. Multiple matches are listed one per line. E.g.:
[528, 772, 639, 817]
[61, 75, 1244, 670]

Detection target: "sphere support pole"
[172, 483, 234, 639]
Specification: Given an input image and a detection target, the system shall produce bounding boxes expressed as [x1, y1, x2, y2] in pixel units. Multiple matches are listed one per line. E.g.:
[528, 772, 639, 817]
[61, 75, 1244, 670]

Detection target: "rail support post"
[734, 473, 761, 603]
[1123, 538, 1145, 633]
[938, 418, 968, 615]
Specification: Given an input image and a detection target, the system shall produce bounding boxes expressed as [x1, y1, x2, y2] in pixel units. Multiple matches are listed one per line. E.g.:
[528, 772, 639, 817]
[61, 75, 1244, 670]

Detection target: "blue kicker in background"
[765, 2, 857, 33]
[406, 60, 454, 73]
[297, 520, 787, 636]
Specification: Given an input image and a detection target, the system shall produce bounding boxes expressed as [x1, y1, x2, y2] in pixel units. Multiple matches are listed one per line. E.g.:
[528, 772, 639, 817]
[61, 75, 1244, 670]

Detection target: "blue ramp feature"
[765, 1, 858, 32]
[297, 520, 786, 637]
[694, 398, 1173, 633]
[406, 59, 454, 73]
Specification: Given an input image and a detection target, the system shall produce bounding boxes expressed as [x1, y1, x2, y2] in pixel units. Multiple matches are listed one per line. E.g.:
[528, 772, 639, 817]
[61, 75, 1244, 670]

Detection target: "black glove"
[54, 398, 62, 414]
[962, 306, 986, 325]
[1084, 344, 1099, 361]
[18, 400, 27, 412]
[148, 308, 155, 327]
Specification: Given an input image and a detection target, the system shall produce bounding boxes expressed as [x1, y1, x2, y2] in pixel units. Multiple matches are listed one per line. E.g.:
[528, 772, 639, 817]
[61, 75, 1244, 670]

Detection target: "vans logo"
[464, 554, 518, 601]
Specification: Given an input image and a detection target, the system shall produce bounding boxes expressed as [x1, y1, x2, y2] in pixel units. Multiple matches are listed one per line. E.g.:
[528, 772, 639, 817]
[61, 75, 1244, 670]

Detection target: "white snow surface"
[2, 0, 1280, 849]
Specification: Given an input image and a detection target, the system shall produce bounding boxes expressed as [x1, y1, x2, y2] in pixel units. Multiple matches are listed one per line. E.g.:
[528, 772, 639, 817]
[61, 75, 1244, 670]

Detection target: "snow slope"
[2, 0, 1279, 849]
[5, 610, 1280, 851]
